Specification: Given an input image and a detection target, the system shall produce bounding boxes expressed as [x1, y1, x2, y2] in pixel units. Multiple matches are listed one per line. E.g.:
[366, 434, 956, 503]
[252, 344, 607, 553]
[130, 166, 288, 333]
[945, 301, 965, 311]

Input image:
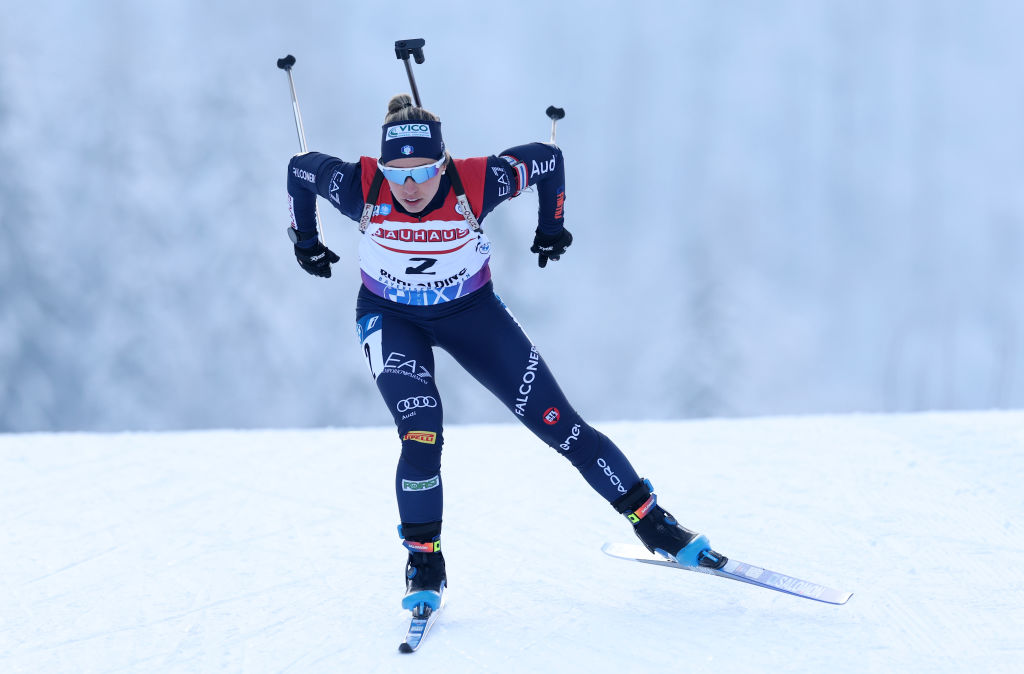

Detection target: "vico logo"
[386, 124, 431, 139]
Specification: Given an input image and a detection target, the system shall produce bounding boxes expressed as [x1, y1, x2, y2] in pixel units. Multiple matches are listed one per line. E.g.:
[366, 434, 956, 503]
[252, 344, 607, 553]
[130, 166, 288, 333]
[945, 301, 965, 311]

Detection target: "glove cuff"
[288, 226, 319, 246]
[533, 228, 566, 245]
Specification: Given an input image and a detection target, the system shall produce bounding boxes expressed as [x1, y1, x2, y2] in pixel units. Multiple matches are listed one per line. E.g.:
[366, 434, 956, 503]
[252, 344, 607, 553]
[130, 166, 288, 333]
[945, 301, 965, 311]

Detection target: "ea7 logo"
[492, 166, 510, 185]
[328, 170, 344, 203]
[384, 352, 433, 379]
[493, 165, 511, 197]
[543, 407, 560, 425]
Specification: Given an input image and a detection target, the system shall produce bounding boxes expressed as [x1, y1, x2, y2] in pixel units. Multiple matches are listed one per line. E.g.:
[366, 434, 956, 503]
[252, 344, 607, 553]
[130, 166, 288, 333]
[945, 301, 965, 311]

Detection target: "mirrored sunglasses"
[377, 156, 446, 184]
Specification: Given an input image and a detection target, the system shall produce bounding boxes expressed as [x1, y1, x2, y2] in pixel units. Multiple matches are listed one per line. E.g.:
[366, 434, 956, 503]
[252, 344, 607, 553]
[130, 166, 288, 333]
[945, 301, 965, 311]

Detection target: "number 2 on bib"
[405, 257, 438, 275]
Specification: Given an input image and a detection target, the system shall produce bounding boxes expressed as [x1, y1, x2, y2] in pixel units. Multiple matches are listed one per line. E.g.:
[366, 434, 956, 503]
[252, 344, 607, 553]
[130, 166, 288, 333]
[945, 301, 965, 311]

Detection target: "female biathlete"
[285, 94, 725, 612]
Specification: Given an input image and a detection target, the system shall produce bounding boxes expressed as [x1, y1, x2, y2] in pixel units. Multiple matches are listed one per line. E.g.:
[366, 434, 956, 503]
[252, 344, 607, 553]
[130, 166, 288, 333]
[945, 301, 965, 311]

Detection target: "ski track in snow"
[1, 412, 1022, 673]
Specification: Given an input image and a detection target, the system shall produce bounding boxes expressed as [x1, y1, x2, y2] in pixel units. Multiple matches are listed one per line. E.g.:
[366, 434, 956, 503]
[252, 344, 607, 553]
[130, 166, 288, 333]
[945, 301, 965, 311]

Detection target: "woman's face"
[383, 157, 445, 213]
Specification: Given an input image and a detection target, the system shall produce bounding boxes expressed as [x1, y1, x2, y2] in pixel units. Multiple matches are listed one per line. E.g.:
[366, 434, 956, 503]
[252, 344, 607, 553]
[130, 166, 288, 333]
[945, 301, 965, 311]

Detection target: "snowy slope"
[1, 411, 1022, 672]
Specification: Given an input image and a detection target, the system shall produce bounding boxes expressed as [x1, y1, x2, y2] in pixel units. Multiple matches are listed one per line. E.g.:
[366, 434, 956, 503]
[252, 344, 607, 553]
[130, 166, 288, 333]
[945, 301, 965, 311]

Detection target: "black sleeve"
[480, 143, 566, 234]
[286, 152, 365, 243]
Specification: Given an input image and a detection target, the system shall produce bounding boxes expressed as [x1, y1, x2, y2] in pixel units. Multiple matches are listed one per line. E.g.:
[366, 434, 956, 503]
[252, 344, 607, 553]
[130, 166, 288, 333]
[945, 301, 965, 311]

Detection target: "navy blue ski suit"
[286, 143, 642, 527]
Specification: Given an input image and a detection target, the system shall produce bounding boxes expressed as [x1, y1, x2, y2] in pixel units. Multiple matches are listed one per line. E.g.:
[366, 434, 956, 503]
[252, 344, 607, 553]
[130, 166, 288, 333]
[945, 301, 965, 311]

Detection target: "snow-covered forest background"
[3, 1, 1023, 433]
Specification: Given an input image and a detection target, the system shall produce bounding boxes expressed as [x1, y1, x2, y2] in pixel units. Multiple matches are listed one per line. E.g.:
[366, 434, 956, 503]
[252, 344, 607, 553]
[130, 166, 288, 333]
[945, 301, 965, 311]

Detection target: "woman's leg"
[356, 310, 445, 527]
[357, 302, 450, 605]
[434, 291, 642, 504]
[433, 290, 724, 566]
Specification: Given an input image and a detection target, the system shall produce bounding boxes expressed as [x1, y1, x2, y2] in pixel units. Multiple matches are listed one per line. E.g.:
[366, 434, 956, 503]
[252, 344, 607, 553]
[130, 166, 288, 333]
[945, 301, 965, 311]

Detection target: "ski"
[398, 587, 446, 653]
[602, 542, 852, 605]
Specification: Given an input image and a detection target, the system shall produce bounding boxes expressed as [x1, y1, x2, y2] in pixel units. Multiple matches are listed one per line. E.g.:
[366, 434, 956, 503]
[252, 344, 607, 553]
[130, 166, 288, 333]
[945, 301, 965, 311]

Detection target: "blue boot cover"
[402, 582, 445, 611]
[657, 534, 710, 567]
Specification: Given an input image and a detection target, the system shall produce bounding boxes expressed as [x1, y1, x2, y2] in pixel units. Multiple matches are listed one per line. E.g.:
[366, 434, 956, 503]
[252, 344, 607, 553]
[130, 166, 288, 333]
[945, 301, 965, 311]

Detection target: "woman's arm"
[286, 152, 365, 243]
[481, 143, 570, 266]
[479, 143, 566, 234]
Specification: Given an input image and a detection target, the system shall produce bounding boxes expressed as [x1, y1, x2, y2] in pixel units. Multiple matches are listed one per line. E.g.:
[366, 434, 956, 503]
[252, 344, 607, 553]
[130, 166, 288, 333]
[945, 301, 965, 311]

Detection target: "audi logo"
[396, 396, 438, 413]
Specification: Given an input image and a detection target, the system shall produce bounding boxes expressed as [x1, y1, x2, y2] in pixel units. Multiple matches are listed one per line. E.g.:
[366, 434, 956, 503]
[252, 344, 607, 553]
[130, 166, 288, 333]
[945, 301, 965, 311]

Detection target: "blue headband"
[380, 119, 445, 163]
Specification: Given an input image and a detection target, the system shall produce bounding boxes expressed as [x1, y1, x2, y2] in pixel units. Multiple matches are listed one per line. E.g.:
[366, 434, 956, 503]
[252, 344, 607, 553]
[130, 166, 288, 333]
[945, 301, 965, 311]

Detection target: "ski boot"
[399, 521, 447, 613]
[612, 479, 727, 569]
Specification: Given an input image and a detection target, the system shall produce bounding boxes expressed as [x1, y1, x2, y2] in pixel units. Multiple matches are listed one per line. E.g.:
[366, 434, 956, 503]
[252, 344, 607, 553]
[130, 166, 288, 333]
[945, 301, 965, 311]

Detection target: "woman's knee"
[399, 427, 444, 475]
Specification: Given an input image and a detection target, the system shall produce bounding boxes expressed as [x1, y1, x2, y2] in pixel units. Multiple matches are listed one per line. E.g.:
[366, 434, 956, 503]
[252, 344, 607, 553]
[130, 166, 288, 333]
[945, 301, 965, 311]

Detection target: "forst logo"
[543, 407, 560, 425]
[386, 124, 431, 140]
[402, 475, 440, 492]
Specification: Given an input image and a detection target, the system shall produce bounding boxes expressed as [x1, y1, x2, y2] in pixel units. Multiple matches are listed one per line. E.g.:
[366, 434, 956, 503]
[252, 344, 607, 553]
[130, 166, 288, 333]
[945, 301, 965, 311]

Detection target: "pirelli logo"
[403, 431, 437, 444]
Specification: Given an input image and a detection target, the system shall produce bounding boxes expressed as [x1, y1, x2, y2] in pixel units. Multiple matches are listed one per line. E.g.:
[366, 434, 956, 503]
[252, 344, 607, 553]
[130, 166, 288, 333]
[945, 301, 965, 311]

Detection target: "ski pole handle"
[546, 105, 565, 144]
[277, 55, 309, 153]
[395, 38, 427, 107]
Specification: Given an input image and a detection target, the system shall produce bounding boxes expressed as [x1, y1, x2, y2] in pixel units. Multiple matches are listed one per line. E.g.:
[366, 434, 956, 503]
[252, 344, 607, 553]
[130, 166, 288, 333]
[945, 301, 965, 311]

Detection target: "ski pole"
[277, 54, 325, 244]
[394, 38, 427, 107]
[546, 105, 565, 144]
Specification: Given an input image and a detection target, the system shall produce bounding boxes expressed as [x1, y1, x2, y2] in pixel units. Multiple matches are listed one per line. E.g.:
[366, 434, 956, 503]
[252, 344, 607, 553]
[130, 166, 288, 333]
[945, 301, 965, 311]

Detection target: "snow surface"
[2, 411, 1022, 672]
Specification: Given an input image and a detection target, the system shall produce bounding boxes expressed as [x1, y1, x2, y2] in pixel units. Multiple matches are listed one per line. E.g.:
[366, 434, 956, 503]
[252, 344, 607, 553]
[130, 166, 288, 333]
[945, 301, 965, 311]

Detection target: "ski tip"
[398, 642, 414, 654]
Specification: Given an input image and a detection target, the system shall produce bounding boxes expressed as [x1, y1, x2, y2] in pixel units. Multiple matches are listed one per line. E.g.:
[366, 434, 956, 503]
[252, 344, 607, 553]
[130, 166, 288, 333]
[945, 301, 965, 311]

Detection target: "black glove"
[530, 228, 573, 268]
[294, 241, 341, 278]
